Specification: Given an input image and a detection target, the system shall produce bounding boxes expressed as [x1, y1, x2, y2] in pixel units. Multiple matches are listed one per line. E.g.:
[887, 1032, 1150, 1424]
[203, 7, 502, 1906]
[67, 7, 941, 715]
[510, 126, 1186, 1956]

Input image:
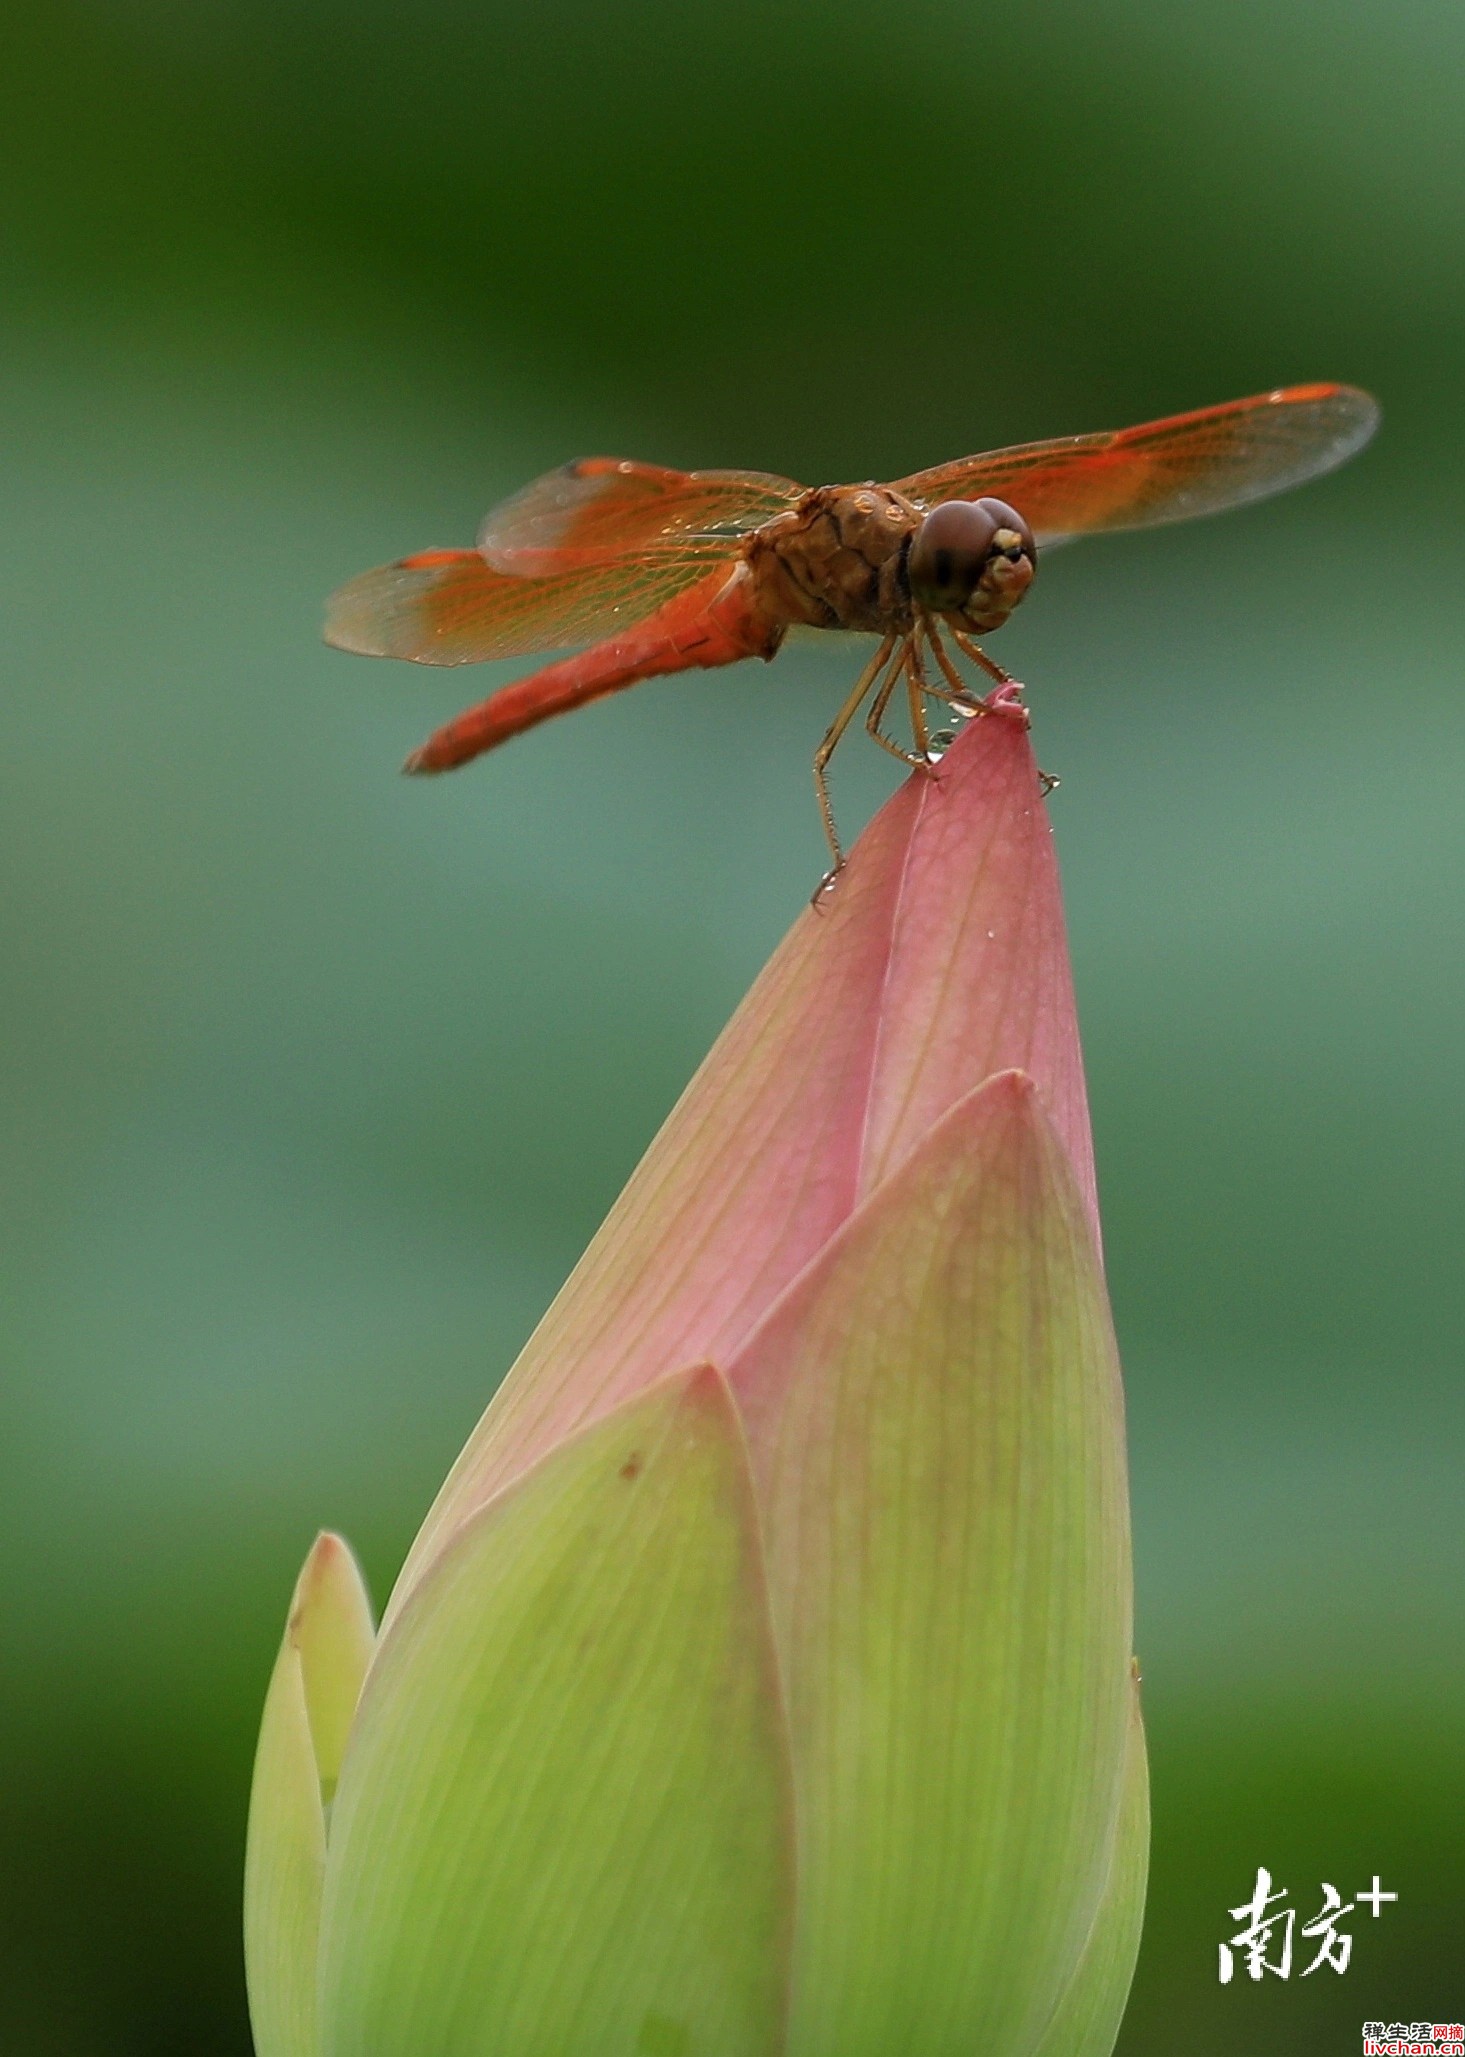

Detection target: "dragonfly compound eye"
[956, 497, 1038, 631]
[907, 500, 1000, 609]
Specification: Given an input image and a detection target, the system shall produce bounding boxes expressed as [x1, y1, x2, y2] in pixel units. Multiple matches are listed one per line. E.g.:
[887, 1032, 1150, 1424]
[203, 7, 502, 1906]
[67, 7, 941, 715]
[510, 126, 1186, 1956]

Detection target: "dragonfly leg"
[905, 635, 949, 759]
[865, 638, 929, 772]
[932, 619, 1055, 786]
[948, 626, 1015, 686]
[923, 620, 982, 711]
[813, 632, 899, 893]
[949, 627, 1028, 716]
[908, 645, 932, 757]
[910, 623, 987, 758]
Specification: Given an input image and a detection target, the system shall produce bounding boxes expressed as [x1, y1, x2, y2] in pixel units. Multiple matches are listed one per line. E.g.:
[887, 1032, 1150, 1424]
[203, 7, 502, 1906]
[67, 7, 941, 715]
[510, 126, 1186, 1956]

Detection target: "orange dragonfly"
[327, 382, 1377, 876]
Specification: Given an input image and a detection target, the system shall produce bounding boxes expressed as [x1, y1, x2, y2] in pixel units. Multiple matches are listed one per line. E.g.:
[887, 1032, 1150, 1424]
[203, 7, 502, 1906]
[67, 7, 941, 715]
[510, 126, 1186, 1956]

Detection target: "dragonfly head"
[907, 498, 1037, 634]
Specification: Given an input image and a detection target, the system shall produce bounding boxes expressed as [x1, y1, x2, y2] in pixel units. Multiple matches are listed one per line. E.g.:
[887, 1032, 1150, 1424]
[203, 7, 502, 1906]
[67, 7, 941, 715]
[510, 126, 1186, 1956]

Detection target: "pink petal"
[854, 712, 1095, 1219]
[391, 707, 1092, 1614]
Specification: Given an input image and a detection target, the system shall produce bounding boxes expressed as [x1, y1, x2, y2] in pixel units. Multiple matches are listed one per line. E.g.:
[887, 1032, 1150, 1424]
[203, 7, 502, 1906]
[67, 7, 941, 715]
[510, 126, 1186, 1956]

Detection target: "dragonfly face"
[907, 498, 1038, 635]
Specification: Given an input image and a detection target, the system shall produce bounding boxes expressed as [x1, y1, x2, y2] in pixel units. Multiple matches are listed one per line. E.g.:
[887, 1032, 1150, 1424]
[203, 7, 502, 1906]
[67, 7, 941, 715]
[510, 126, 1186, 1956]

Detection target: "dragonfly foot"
[811, 863, 845, 906]
[1039, 768, 1060, 797]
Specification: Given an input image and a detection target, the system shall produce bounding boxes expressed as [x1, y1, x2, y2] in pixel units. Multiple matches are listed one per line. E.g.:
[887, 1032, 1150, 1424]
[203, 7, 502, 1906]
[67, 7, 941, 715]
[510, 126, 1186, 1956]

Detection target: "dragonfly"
[326, 382, 1378, 878]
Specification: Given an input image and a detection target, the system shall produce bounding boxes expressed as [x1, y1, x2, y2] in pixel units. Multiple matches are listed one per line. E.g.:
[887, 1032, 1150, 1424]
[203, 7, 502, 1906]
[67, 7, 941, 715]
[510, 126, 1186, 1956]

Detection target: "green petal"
[319, 1365, 793, 2057]
[1028, 1679, 1150, 2057]
[244, 1533, 376, 2057]
[728, 1071, 1135, 2057]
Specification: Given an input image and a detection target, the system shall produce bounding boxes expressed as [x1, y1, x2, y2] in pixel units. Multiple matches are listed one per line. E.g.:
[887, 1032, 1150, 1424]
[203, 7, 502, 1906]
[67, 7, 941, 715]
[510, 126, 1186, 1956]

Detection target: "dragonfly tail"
[403, 567, 778, 775]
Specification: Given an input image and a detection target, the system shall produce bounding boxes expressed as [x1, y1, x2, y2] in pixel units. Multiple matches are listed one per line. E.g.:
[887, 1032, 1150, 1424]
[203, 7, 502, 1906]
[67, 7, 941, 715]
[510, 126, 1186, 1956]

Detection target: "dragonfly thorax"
[747, 484, 922, 634]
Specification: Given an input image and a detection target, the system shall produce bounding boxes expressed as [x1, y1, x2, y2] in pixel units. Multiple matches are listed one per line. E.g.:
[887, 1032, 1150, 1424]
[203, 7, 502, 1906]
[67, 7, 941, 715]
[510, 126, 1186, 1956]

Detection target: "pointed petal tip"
[276, 1531, 376, 1794]
[593, 1366, 734, 1491]
[939, 692, 1042, 774]
[291, 1529, 353, 1609]
[937, 1067, 1048, 1149]
[980, 1066, 1039, 1103]
[289, 1531, 373, 1637]
[673, 1360, 734, 1415]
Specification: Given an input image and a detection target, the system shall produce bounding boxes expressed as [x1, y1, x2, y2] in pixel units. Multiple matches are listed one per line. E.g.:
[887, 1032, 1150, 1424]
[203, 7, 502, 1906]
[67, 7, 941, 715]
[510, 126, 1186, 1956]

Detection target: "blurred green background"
[1, 2, 1461, 2050]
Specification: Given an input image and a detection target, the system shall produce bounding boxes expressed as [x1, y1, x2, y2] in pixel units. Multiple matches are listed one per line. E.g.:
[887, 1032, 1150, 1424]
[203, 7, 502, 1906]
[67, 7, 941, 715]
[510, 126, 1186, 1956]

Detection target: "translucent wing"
[894, 384, 1379, 547]
[328, 457, 806, 665]
[479, 457, 805, 572]
[325, 545, 742, 667]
